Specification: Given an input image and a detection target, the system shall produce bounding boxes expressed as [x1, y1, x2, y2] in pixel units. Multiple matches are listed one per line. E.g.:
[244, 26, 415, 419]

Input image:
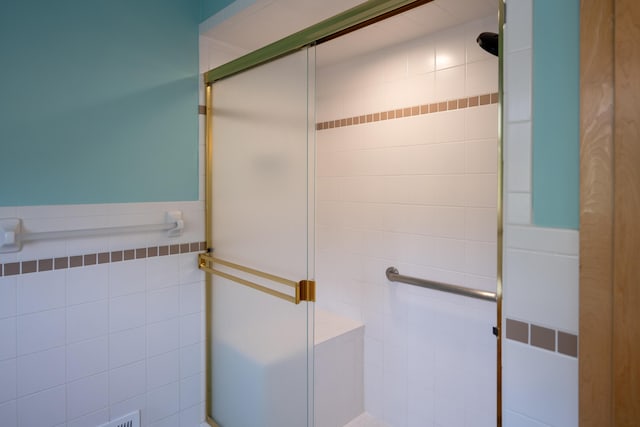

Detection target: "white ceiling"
[201, 0, 497, 68]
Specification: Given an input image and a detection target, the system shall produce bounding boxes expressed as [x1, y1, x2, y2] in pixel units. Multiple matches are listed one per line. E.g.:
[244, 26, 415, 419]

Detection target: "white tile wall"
[147, 350, 180, 391]
[17, 309, 66, 355]
[17, 346, 66, 397]
[0, 317, 16, 361]
[504, 249, 579, 332]
[67, 409, 110, 427]
[316, 16, 498, 124]
[110, 360, 146, 404]
[0, 358, 17, 404]
[66, 372, 109, 420]
[503, 341, 578, 426]
[503, 0, 579, 425]
[0, 201, 206, 427]
[316, 16, 499, 427]
[68, 300, 109, 344]
[67, 337, 109, 382]
[16, 385, 66, 427]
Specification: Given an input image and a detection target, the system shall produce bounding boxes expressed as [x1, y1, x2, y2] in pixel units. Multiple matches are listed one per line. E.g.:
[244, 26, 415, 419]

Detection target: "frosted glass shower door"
[206, 47, 315, 427]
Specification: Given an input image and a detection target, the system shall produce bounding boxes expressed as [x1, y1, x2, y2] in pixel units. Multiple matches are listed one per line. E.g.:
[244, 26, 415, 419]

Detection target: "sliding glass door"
[202, 47, 316, 427]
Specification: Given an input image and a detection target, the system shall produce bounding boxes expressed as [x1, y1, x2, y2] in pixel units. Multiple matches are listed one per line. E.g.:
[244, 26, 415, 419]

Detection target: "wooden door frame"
[580, 0, 640, 424]
[579, 0, 614, 425]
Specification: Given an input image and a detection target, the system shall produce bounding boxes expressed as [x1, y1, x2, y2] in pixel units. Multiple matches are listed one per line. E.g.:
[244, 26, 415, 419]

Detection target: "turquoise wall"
[532, 0, 580, 229]
[201, 0, 236, 22]
[0, 0, 200, 206]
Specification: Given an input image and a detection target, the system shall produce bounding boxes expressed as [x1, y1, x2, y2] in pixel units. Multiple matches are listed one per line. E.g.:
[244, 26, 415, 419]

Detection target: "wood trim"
[613, 0, 640, 423]
[581, 0, 640, 424]
[579, 0, 614, 425]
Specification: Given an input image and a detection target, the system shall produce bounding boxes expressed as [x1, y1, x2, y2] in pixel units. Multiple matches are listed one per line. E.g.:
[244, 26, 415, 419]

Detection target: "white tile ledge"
[505, 225, 579, 256]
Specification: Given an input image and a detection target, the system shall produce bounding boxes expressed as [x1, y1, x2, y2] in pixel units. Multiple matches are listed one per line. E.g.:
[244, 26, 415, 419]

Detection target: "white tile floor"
[344, 413, 389, 427]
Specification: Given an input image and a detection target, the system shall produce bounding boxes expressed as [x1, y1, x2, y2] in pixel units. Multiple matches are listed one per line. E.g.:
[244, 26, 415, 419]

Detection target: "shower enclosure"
[199, 1, 502, 426]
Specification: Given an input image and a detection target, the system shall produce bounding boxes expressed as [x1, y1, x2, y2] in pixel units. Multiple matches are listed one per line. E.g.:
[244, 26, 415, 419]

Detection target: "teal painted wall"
[201, 0, 236, 22]
[0, 0, 200, 206]
[532, 0, 580, 229]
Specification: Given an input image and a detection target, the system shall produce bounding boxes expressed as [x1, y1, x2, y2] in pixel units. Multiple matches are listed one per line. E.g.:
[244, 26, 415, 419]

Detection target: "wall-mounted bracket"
[166, 211, 185, 237]
[0, 218, 23, 253]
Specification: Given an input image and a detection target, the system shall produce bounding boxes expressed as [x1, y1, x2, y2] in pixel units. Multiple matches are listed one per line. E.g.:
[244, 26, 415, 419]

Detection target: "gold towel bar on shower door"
[198, 253, 315, 304]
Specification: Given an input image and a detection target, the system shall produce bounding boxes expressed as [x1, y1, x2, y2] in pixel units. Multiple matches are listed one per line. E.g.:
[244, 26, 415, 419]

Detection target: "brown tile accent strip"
[316, 92, 499, 131]
[22, 261, 37, 274]
[84, 254, 97, 266]
[505, 318, 578, 358]
[38, 259, 53, 272]
[4, 262, 20, 276]
[506, 319, 529, 344]
[70, 256, 83, 268]
[98, 253, 110, 264]
[558, 331, 578, 357]
[531, 325, 556, 351]
[198, 105, 206, 115]
[0, 242, 206, 276]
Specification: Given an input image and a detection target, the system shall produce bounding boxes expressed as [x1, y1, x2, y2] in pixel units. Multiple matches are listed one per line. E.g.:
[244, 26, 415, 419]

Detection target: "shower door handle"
[199, 253, 315, 304]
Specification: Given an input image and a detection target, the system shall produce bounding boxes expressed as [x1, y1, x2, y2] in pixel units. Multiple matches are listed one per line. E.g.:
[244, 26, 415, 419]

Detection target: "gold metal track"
[204, 0, 433, 84]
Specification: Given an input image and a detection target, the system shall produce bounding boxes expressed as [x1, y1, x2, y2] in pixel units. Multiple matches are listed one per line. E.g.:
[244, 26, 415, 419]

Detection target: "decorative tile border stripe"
[0, 241, 206, 277]
[506, 318, 578, 358]
[316, 92, 499, 131]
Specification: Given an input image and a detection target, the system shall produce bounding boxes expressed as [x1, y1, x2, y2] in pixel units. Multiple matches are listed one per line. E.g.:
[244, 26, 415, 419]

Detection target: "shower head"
[476, 32, 499, 57]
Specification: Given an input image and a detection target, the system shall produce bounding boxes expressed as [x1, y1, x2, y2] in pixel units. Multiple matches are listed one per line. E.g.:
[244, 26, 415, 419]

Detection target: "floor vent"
[98, 410, 140, 427]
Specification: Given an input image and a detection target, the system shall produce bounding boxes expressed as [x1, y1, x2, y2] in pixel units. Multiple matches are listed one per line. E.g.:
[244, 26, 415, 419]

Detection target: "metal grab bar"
[198, 253, 315, 304]
[385, 266, 497, 302]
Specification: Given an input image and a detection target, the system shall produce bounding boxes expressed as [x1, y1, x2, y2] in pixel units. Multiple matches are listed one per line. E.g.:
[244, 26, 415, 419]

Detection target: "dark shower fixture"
[476, 32, 499, 57]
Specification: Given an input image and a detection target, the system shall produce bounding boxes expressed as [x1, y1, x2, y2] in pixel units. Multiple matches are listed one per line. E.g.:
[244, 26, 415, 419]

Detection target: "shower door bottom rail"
[385, 266, 497, 302]
[199, 253, 315, 304]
